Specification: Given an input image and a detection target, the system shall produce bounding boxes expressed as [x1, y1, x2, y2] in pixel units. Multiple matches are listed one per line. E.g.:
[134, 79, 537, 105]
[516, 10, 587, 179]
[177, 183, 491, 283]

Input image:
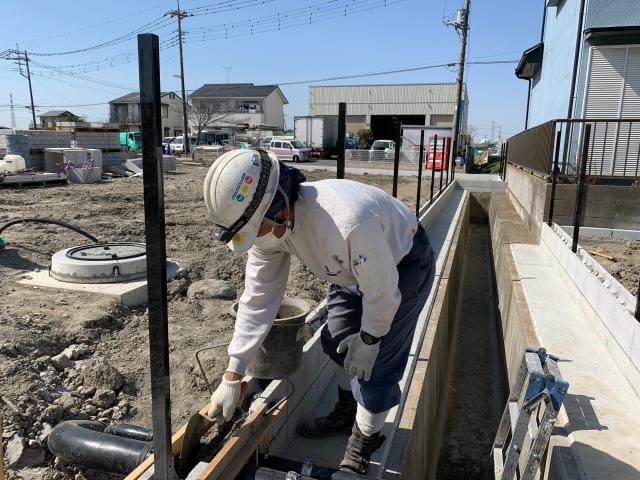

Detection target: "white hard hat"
[203, 148, 280, 252]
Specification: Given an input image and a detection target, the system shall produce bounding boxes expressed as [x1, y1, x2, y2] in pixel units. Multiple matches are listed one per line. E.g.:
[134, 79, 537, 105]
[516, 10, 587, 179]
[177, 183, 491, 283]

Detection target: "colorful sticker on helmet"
[235, 194, 245, 202]
[239, 184, 250, 194]
[251, 154, 260, 166]
[245, 175, 253, 184]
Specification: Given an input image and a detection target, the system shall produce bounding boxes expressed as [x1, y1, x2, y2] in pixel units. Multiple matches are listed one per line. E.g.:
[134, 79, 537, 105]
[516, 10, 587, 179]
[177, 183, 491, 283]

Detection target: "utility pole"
[221, 66, 232, 83]
[9, 94, 16, 132]
[168, 0, 192, 153]
[490, 121, 495, 142]
[444, 0, 470, 167]
[8, 48, 37, 129]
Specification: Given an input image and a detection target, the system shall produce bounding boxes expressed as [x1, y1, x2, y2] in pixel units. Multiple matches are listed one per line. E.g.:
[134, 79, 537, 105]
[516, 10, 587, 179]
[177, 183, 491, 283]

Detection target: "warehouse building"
[308, 83, 468, 140]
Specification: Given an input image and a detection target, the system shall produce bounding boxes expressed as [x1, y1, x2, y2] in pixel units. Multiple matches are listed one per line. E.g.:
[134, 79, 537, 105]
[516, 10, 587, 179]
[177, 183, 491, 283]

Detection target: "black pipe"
[337, 102, 346, 179]
[548, 130, 562, 226]
[0, 218, 99, 243]
[48, 420, 152, 475]
[572, 124, 591, 253]
[104, 423, 153, 442]
[415, 130, 425, 217]
[429, 134, 437, 204]
[392, 121, 401, 198]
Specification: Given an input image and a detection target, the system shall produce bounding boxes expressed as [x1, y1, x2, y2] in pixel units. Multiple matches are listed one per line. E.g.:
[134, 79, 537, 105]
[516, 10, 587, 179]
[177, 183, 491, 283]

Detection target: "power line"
[276, 60, 517, 86]
[17, 1, 176, 44]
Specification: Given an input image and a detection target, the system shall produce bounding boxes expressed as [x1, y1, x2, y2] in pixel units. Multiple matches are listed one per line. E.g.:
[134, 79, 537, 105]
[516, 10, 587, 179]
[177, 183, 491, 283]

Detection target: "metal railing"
[507, 118, 640, 178]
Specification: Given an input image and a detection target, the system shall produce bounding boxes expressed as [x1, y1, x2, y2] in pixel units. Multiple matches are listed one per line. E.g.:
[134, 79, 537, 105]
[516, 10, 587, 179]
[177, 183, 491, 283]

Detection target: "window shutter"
[618, 47, 640, 175]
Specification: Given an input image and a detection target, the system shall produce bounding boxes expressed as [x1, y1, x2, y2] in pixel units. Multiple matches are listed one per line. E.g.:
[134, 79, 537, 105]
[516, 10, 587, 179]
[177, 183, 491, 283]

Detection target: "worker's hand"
[207, 377, 242, 424]
[336, 333, 380, 382]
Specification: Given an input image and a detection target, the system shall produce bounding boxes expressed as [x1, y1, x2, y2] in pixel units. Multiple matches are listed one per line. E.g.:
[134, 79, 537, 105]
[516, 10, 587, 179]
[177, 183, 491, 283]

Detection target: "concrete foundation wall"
[506, 164, 640, 239]
[398, 193, 471, 479]
[488, 193, 541, 388]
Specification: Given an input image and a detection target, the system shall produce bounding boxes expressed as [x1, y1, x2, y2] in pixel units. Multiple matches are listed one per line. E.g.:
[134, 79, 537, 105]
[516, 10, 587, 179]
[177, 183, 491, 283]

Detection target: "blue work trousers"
[320, 225, 435, 413]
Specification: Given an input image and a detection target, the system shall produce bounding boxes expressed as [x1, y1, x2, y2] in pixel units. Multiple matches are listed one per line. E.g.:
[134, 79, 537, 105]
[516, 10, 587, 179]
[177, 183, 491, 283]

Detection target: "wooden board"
[197, 401, 287, 480]
[124, 403, 212, 480]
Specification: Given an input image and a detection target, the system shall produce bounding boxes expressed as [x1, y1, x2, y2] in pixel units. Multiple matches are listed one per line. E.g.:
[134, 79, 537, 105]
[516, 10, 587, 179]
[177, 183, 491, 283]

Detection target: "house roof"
[515, 42, 544, 80]
[190, 83, 287, 103]
[109, 92, 179, 103]
[40, 110, 74, 118]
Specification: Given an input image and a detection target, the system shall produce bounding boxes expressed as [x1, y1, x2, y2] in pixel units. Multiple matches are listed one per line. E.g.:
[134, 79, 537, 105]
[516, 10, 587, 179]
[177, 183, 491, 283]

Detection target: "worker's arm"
[347, 217, 401, 338]
[227, 247, 291, 375]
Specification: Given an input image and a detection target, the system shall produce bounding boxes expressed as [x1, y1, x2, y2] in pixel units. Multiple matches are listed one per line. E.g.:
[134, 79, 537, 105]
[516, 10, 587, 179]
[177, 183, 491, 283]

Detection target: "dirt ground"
[0, 164, 422, 479]
[579, 236, 640, 296]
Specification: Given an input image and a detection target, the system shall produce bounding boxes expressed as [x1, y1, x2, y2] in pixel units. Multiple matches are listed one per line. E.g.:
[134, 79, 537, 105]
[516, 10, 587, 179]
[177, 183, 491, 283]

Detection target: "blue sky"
[1, 0, 542, 140]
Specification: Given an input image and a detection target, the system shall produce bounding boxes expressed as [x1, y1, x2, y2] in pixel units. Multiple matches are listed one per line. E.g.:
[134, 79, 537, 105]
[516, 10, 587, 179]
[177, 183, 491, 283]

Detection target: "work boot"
[339, 422, 386, 476]
[298, 387, 356, 438]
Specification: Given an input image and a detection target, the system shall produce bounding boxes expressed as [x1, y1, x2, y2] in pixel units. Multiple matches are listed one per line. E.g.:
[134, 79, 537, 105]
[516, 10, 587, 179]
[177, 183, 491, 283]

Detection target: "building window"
[164, 127, 170, 137]
[174, 129, 182, 136]
[161, 105, 169, 118]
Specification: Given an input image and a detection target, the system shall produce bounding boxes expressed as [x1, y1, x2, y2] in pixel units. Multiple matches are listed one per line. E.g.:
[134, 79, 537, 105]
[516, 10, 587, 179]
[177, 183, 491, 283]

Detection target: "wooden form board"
[196, 400, 286, 480]
[124, 403, 212, 480]
[124, 399, 286, 480]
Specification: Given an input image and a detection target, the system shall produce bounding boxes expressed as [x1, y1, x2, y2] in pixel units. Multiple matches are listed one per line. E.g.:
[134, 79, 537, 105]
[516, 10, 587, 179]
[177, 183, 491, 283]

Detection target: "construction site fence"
[506, 118, 640, 179]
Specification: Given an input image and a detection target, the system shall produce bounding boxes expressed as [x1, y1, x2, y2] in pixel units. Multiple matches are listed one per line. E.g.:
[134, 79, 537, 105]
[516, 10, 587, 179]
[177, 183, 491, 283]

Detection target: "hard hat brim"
[226, 151, 280, 252]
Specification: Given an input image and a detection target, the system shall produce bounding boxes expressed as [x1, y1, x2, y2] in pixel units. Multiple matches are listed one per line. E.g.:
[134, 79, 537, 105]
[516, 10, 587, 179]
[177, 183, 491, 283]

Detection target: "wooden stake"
[589, 250, 616, 261]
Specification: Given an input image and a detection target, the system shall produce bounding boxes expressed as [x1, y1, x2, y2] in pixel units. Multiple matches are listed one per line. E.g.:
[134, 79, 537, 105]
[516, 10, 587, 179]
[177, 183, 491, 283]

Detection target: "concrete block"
[587, 185, 618, 202]
[584, 217, 615, 229]
[585, 202, 615, 218]
[18, 261, 180, 306]
[614, 202, 640, 220]
[613, 219, 640, 230]
[616, 186, 640, 203]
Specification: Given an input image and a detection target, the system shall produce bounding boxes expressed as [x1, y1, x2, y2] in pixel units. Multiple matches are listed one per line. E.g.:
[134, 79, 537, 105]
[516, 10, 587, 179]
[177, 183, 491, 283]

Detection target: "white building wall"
[263, 90, 285, 128]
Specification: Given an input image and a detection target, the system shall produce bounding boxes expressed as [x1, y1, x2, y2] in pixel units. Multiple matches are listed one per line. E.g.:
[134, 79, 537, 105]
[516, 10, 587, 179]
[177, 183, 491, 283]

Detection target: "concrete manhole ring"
[50, 242, 147, 284]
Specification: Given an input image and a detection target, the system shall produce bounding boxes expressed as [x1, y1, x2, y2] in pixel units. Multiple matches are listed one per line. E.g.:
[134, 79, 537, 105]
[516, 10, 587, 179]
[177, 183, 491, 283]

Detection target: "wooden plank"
[124, 403, 212, 480]
[197, 401, 286, 480]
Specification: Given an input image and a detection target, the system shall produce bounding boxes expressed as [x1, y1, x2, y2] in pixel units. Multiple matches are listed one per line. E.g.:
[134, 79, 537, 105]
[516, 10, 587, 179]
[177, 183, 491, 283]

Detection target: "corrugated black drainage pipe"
[48, 420, 152, 475]
[104, 423, 154, 442]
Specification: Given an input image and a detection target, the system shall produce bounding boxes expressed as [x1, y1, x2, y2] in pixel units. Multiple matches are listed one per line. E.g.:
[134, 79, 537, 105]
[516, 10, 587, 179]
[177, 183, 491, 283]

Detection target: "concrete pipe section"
[50, 242, 147, 283]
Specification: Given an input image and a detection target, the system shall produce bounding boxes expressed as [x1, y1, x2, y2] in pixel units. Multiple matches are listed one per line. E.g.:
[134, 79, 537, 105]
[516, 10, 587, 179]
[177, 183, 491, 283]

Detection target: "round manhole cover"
[51, 242, 147, 284]
[66, 243, 146, 261]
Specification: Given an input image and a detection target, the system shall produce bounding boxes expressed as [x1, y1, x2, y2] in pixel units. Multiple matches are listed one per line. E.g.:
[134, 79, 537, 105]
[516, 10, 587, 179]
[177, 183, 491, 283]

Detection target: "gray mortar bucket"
[230, 297, 311, 379]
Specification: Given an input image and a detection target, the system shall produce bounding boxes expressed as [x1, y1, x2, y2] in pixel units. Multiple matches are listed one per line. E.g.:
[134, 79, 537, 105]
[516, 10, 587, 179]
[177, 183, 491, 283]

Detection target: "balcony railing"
[111, 114, 141, 124]
[507, 118, 640, 178]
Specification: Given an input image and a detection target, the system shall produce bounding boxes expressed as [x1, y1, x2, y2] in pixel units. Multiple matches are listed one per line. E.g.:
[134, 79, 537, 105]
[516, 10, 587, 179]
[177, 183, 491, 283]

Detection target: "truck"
[119, 132, 143, 152]
[294, 116, 338, 158]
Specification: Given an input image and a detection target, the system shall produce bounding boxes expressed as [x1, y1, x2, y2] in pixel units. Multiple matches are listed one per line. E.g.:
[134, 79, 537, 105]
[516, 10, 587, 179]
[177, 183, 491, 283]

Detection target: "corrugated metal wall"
[309, 84, 459, 116]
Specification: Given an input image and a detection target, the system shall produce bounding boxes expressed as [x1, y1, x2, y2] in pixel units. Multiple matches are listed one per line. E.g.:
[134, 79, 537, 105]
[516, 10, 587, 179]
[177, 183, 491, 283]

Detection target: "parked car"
[369, 139, 394, 161]
[267, 139, 312, 162]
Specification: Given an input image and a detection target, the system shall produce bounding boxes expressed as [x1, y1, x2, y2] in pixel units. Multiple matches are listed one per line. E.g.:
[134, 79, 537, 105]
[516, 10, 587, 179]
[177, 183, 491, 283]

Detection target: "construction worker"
[204, 148, 435, 475]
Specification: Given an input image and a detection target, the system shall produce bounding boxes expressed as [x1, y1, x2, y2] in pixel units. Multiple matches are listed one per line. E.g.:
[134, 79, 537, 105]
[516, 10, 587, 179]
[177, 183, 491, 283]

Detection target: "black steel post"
[504, 142, 509, 180]
[392, 121, 401, 198]
[635, 279, 640, 322]
[445, 136, 450, 187]
[137, 33, 175, 480]
[415, 130, 425, 217]
[439, 139, 444, 193]
[337, 102, 346, 179]
[548, 130, 562, 227]
[572, 124, 591, 254]
[451, 133, 456, 182]
[429, 134, 437, 204]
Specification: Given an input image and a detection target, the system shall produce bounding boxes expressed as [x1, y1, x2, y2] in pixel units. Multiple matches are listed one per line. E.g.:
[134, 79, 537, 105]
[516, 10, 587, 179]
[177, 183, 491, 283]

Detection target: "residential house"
[515, 0, 640, 176]
[189, 83, 288, 131]
[109, 92, 184, 137]
[38, 110, 82, 129]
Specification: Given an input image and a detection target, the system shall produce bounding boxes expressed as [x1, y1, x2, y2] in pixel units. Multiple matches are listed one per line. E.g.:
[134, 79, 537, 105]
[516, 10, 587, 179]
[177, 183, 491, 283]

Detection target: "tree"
[187, 99, 233, 145]
[355, 128, 373, 147]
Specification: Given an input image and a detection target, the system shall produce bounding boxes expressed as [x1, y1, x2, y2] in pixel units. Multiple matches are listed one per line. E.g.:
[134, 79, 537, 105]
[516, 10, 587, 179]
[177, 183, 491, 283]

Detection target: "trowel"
[178, 382, 248, 474]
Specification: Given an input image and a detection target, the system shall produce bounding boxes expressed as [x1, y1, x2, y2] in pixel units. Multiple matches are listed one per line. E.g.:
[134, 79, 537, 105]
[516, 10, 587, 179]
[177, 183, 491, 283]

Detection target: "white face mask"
[253, 224, 291, 250]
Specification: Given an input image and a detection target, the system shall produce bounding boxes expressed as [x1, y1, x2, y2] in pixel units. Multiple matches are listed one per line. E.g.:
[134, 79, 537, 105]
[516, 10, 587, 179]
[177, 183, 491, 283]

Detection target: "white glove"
[207, 377, 242, 423]
[336, 332, 380, 382]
